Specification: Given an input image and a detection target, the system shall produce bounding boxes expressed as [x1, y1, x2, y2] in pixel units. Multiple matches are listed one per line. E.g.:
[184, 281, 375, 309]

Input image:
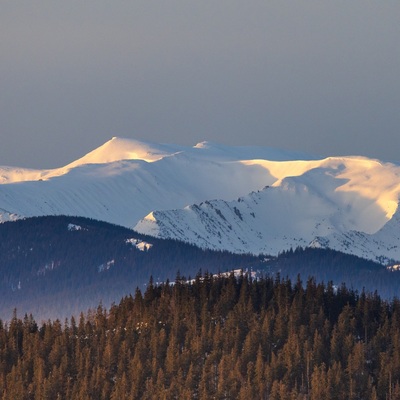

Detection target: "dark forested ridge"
[1, 215, 400, 322]
[0, 216, 261, 321]
[265, 247, 400, 299]
[1, 273, 400, 399]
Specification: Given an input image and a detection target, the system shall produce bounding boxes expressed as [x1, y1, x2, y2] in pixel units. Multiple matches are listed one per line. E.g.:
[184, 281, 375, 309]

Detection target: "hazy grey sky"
[1, 1, 399, 168]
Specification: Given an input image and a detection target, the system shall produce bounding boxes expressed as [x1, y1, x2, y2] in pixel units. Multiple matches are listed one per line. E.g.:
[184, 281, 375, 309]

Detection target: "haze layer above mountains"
[1, 137, 399, 264]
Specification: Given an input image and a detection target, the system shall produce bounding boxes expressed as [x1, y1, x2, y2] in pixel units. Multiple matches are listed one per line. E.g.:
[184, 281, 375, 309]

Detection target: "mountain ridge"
[1, 137, 399, 264]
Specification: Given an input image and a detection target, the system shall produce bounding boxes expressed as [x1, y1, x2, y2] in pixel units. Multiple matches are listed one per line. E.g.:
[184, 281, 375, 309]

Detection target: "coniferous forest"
[2, 273, 400, 399]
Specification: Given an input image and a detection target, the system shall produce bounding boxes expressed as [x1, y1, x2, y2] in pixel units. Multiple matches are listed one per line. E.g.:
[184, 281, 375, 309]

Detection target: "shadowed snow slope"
[1, 137, 400, 263]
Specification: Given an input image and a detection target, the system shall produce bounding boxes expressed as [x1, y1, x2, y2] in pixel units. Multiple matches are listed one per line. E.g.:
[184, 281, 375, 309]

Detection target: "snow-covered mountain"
[1, 137, 400, 264]
[134, 153, 400, 264]
[0, 137, 313, 225]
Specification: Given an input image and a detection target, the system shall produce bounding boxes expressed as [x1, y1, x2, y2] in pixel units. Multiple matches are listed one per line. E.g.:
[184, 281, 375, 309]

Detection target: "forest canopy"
[0, 272, 399, 399]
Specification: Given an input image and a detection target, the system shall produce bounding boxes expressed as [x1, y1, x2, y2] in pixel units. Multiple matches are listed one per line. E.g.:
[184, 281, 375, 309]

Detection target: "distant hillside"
[0, 216, 260, 321]
[1, 215, 399, 322]
[264, 247, 400, 299]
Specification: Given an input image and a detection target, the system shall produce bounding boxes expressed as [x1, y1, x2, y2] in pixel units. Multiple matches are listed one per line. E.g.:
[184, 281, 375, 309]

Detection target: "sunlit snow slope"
[1, 137, 400, 264]
[0, 137, 302, 226]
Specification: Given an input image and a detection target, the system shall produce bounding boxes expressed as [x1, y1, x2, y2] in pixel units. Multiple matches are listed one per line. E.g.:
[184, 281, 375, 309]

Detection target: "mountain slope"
[135, 157, 400, 264]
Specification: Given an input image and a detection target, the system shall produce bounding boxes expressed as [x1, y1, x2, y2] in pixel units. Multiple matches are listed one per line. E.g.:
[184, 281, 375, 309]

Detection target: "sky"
[1, 1, 399, 169]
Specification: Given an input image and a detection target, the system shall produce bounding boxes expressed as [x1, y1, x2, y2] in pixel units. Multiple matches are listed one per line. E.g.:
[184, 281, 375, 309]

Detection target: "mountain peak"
[69, 136, 167, 167]
[66, 137, 178, 167]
